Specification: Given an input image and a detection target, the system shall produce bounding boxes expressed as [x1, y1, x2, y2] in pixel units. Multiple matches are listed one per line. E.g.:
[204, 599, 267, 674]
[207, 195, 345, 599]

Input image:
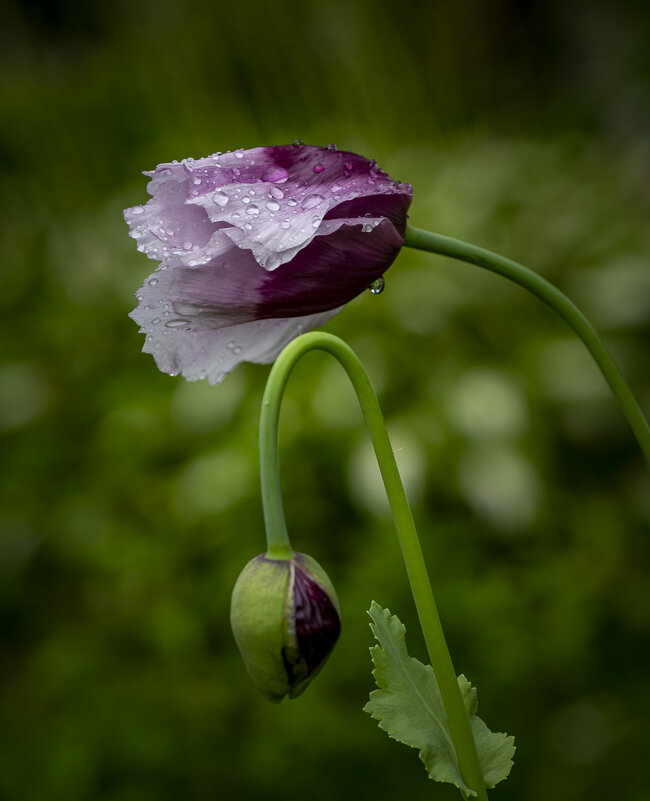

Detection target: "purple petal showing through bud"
[289, 561, 341, 679]
[126, 144, 413, 383]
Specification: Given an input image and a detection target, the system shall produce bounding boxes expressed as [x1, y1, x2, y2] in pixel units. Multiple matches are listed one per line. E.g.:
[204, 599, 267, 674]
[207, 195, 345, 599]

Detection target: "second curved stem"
[260, 332, 488, 800]
[404, 224, 650, 467]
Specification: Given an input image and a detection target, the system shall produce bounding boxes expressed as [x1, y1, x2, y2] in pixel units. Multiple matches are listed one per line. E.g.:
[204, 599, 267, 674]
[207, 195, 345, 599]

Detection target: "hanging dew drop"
[369, 277, 385, 295]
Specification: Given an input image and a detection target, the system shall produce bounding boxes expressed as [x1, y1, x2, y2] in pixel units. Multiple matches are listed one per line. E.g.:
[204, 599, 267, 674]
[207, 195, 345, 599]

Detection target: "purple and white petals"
[126, 143, 412, 383]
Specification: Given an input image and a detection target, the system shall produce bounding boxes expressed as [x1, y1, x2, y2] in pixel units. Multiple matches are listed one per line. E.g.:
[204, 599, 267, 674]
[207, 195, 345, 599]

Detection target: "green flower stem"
[404, 224, 650, 467]
[260, 332, 488, 801]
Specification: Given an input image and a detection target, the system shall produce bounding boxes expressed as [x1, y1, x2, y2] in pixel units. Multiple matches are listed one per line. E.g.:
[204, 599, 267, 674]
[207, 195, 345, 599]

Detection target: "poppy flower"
[126, 143, 412, 383]
[230, 552, 341, 702]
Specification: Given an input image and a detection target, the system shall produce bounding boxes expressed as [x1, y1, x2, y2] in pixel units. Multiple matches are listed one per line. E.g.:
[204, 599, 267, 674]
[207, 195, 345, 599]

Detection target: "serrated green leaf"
[363, 602, 515, 796]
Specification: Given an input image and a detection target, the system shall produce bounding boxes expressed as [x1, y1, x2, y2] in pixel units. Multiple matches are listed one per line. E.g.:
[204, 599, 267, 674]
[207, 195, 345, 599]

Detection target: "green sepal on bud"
[230, 552, 341, 702]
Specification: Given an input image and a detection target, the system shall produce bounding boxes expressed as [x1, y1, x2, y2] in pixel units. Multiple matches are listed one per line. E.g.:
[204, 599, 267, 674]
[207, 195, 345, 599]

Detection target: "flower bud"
[230, 552, 341, 702]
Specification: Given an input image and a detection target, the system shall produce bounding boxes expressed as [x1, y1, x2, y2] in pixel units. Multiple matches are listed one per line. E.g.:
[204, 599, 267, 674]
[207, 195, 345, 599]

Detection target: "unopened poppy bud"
[230, 552, 341, 702]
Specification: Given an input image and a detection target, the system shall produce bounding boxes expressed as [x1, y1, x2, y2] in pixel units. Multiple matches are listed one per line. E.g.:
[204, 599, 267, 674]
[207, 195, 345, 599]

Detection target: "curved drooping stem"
[404, 225, 650, 467]
[259, 332, 488, 801]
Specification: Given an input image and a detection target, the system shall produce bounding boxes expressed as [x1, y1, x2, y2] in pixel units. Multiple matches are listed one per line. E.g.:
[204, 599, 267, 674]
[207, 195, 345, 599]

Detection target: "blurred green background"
[1, 1, 650, 799]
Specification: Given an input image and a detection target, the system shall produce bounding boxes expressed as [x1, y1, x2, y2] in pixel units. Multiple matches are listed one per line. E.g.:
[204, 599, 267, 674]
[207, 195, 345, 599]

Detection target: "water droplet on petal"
[287, 198, 297, 207]
[311, 215, 320, 228]
[326, 143, 338, 151]
[302, 193, 324, 210]
[165, 318, 191, 328]
[234, 149, 244, 159]
[270, 186, 284, 199]
[244, 222, 253, 230]
[192, 177, 202, 185]
[280, 219, 291, 229]
[213, 191, 229, 206]
[331, 183, 342, 193]
[151, 317, 161, 324]
[344, 160, 353, 171]
[131, 205, 144, 215]
[266, 199, 280, 211]
[313, 163, 325, 174]
[262, 165, 289, 183]
[242, 196, 251, 204]
[183, 241, 193, 251]
[362, 223, 373, 232]
[246, 204, 260, 215]
[148, 277, 158, 286]
[369, 277, 385, 295]
[293, 139, 304, 147]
